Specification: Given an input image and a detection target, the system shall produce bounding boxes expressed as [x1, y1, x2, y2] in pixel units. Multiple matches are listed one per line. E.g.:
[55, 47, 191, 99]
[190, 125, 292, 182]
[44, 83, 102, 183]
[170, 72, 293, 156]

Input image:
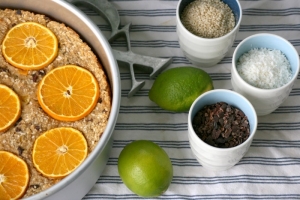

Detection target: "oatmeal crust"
[0, 9, 111, 197]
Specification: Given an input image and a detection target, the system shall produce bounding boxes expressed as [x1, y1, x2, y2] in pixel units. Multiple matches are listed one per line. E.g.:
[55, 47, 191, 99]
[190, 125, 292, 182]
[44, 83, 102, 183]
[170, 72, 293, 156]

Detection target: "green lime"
[149, 66, 214, 112]
[118, 140, 173, 197]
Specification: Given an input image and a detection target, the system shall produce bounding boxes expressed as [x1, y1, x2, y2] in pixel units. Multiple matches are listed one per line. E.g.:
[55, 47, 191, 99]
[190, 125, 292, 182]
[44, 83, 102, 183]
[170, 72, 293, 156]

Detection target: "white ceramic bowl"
[188, 89, 257, 171]
[176, 0, 242, 68]
[0, 0, 121, 199]
[231, 33, 300, 116]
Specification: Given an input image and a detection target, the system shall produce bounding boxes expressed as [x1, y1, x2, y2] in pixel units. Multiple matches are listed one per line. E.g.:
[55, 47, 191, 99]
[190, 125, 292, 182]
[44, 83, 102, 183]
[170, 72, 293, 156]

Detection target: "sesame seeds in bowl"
[176, 0, 242, 68]
[180, 0, 235, 39]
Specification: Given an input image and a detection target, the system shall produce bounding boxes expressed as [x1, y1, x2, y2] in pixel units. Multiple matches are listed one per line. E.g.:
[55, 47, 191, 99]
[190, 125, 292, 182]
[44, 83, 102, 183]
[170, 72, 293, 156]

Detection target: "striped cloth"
[77, 0, 300, 199]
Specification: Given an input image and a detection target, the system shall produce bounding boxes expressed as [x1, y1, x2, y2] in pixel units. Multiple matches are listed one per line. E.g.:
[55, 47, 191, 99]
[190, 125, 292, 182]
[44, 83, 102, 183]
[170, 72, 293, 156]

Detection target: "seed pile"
[192, 102, 250, 148]
[181, 0, 235, 38]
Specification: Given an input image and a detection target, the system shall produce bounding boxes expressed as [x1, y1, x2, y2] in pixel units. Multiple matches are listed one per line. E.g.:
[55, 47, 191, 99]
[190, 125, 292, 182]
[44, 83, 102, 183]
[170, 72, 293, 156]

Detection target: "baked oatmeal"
[0, 9, 111, 197]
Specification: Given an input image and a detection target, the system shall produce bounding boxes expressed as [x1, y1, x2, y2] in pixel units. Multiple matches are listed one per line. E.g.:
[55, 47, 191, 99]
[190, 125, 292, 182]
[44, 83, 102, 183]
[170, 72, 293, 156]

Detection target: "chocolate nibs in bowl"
[192, 102, 250, 148]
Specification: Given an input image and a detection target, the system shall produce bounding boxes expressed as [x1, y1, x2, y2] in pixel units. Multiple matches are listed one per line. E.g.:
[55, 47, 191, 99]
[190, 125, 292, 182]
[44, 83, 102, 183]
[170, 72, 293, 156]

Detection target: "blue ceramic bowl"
[231, 33, 300, 116]
[176, 0, 242, 67]
[188, 89, 258, 171]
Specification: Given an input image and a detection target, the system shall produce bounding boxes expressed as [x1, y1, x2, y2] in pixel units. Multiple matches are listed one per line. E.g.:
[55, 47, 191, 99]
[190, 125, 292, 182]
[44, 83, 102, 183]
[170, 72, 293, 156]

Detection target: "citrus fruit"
[118, 140, 173, 197]
[32, 127, 88, 178]
[149, 66, 213, 112]
[0, 84, 21, 133]
[37, 65, 100, 121]
[0, 151, 29, 200]
[2, 22, 58, 71]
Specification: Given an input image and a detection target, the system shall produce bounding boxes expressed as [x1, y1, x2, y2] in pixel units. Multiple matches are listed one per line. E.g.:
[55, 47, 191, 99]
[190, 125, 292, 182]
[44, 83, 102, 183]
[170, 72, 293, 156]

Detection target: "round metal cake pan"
[0, 0, 121, 199]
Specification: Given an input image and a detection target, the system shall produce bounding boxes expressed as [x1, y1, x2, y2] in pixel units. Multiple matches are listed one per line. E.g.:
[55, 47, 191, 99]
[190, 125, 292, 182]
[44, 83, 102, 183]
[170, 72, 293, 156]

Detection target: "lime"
[118, 140, 173, 197]
[149, 66, 214, 112]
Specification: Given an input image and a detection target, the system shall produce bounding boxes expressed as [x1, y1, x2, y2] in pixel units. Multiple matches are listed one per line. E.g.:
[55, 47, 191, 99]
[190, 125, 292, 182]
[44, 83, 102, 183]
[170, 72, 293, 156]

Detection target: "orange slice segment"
[37, 65, 100, 121]
[0, 151, 29, 200]
[2, 22, 58, 70]
[0, 84, 21, 133]
[32, 127, 88, 178]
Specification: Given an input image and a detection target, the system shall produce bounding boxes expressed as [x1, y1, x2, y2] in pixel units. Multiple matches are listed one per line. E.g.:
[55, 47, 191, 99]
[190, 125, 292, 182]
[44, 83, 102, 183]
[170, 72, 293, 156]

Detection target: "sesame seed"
[180, 0, 235, 38]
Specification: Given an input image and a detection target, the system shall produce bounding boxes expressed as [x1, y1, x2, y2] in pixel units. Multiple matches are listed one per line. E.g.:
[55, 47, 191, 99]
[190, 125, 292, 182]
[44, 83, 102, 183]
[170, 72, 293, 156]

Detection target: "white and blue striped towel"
[76, 0, 300, 199]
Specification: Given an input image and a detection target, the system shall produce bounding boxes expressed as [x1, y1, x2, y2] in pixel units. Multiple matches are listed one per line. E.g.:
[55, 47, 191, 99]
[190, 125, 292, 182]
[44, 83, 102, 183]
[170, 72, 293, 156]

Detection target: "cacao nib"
[192, 102, 250, 148]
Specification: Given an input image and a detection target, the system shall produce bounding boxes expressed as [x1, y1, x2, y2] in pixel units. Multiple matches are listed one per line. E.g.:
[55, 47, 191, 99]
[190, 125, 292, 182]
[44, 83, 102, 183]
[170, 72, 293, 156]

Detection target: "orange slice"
[2, 22, 58, 71]
[0, 84, 21, 133]
[0, 151, 29, 200]
[37, 65, 100, 121]
[32, 127, 88, 178]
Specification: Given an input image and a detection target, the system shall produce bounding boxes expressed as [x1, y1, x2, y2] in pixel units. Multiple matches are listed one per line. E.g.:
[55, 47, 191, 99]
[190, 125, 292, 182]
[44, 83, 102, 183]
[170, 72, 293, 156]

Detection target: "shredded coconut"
[236, 48, 292, 89]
